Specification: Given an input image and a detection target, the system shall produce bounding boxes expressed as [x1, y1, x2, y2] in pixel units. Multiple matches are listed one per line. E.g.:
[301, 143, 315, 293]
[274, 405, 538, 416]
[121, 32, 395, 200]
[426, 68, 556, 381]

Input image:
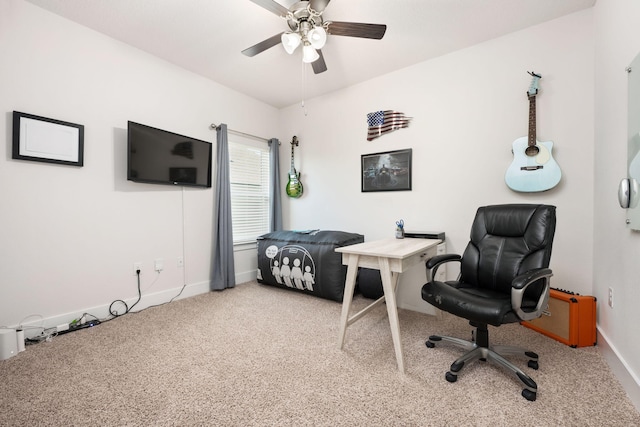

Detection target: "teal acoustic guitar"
[505, 72, 562, 192]
[286, 136, 303, 198]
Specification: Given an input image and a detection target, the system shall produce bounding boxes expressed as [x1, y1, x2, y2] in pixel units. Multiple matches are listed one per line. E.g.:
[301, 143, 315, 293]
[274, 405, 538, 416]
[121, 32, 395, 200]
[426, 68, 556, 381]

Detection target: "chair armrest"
[425, 254, 461, 282]
[512, 268, 553, 290]
[425, 254, 461, 269]
[511, 268, 553, 321]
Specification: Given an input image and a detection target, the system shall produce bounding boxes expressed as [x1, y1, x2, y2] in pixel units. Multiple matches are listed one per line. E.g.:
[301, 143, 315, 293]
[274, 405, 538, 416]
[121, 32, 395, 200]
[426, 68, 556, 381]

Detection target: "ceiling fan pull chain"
[301, 61, 308, 116]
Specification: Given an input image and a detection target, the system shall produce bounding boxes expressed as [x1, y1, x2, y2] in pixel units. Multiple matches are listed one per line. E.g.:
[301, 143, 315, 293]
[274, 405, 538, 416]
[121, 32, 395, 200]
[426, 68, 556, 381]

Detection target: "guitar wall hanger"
[527, 70, 541, 80]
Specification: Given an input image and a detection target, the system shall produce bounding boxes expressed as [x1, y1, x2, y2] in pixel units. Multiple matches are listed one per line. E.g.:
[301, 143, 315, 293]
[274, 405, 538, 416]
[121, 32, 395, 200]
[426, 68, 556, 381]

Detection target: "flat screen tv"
[127, 121, 212, 188]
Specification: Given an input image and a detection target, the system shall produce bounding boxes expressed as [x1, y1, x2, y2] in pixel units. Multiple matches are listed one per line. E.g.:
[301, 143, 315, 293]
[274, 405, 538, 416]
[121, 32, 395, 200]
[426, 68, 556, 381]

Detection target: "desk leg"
[379, 257, 405, 373]
[337, 254, 359, 350]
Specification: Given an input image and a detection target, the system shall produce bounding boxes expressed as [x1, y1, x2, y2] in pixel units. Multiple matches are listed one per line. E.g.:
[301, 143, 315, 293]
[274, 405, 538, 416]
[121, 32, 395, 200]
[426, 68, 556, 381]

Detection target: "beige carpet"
[1, 281, 639, 426]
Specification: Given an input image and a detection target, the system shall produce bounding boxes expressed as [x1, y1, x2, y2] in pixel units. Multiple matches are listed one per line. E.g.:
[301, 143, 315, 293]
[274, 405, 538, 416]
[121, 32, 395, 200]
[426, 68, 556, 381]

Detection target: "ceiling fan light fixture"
[307, 26, 327, 49]
[281, 32, 301, 54]
[302, 45, 320, 63]
[244, 0, 387, 75]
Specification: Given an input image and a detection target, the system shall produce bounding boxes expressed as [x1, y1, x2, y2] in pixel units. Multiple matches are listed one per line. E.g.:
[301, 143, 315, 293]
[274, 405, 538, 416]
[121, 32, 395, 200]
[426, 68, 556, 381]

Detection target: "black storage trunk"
[257, 230, 364, 301]
[358, 268, 384, 299]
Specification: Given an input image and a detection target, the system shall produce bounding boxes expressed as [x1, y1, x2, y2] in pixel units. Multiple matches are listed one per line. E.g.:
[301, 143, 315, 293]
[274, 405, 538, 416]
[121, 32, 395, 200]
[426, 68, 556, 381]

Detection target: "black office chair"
[421, 204, 556, 401]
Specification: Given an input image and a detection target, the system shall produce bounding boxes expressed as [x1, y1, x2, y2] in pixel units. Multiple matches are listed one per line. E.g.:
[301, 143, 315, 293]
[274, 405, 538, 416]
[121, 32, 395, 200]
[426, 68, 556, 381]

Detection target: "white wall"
[280, 10, 594, 296]
[0, 0, 280, 329]
[593, 0, 640, 407]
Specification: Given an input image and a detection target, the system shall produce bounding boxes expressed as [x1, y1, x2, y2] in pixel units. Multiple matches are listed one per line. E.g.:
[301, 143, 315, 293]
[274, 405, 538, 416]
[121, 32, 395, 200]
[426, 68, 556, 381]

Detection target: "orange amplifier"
[521, 288, 597, 348]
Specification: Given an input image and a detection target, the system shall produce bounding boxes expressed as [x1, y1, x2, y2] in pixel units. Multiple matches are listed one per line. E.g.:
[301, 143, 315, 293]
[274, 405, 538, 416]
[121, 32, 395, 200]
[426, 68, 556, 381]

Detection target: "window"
[228, 138, 270, 244]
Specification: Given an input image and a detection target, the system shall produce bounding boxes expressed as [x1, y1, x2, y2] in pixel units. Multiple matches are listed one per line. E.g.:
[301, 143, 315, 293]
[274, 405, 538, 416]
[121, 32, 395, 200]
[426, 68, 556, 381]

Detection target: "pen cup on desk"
[395, 219, 405, 238]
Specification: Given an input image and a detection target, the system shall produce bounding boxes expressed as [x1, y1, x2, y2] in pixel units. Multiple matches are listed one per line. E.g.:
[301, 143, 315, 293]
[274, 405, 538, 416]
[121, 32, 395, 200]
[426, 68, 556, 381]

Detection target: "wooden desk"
[336, 237, 441, 373]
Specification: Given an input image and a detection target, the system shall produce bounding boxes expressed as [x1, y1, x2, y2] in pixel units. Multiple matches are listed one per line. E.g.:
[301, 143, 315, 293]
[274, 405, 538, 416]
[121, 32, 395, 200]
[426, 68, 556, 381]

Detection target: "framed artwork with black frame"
[361, 148, 412, 192]
[12, 111, 84, 167]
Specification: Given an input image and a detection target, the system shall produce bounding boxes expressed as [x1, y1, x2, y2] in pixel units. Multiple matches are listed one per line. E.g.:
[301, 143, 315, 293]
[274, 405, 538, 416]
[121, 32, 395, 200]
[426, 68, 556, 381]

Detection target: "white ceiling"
[26, 0, 596, 109]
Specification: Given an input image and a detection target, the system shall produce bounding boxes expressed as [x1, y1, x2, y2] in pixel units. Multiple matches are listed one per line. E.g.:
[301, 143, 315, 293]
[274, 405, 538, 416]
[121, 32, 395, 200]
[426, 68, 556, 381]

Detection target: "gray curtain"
[268, 138, 283, 232]
[211, 124, 235, 290]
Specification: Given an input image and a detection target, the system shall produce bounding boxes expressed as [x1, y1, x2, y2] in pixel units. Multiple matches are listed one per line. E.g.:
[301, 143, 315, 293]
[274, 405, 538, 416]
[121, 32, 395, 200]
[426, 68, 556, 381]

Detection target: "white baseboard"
[15, 271, 259, 339]
[236, 269, 257, 285]
[16, 280, 211, 338]
[397, 300, 438, 316]
[597, 326, 640, 411]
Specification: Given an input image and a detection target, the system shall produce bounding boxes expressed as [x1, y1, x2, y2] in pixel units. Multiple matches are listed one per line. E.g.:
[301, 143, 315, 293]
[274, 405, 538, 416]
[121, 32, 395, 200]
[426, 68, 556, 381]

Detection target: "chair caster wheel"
[522, 389, 537, 401]
[445, 372, 457, 383]
[528, 360, 539, 370]
[425, 340, 435, 348]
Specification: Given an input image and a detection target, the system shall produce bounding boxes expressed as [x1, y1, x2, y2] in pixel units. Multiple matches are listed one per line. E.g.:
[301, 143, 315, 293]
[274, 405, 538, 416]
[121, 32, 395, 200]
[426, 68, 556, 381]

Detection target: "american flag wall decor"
[366, 110, 412, 141]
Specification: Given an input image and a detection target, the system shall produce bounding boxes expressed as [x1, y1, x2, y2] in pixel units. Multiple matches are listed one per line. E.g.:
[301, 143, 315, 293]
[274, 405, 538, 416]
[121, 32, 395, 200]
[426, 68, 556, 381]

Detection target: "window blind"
[229, 139, 270, 244]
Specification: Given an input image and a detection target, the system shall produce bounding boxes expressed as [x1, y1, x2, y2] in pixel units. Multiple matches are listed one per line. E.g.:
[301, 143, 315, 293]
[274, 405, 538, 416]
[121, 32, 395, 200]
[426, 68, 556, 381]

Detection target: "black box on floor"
[357, 268, 384, 299]
[257, 230, 364, 302]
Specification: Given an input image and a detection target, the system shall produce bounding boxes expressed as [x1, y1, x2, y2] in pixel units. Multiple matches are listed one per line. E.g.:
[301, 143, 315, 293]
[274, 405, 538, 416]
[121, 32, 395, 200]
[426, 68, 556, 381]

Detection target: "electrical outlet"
[608, 287, 614, 308]
[177, 257, 184, 268]
[133, 262, 142, 276]
[154, 258, 164, 272]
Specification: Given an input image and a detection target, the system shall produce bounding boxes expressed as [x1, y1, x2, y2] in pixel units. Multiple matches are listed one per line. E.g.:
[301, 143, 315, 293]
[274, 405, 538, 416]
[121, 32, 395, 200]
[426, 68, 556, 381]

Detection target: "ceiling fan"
[242, 0, 387, 74]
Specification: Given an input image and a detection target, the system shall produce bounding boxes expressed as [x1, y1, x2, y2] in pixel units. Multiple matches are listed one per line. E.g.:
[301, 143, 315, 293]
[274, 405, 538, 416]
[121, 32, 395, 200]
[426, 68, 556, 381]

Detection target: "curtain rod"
[210, 123, 272, 143]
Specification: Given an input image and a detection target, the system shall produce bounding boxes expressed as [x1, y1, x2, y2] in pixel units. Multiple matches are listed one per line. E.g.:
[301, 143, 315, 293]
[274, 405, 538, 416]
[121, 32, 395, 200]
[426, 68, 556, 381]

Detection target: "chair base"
[426, 327, 540, 401]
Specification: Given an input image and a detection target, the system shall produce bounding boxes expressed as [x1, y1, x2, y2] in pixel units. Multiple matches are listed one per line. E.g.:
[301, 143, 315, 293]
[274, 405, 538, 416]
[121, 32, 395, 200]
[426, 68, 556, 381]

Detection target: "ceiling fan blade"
[242, 32, 285, 57]
[326, 22, 387, 39]
[249, 0, 290, 17]
[311, 50, 327, 74]
[309, 0, 331, 13]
